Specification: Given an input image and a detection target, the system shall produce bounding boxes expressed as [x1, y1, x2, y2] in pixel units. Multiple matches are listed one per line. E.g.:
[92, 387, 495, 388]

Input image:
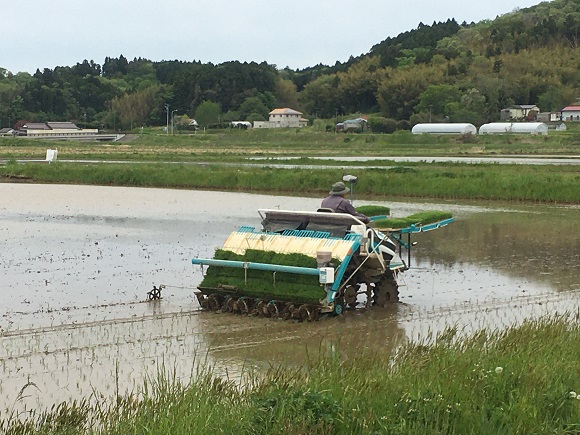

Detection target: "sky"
[1, 0, 547, 74]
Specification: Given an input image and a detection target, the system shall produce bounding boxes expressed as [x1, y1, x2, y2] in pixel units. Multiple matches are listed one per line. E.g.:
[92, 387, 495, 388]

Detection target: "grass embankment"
[2, 316, 578, 434]
[199, 249, 324, 303]
[2, 160, 579, 203]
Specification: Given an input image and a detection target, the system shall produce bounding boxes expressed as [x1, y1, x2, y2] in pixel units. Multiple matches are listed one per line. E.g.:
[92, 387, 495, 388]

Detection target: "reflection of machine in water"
[192, 208, 453, 321]
[197, 303, 409, 369]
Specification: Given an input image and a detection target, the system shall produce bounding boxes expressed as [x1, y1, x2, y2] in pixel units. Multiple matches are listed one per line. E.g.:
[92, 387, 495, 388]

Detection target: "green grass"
[2, 316, 578, 434]
[2, 160, 579, 203]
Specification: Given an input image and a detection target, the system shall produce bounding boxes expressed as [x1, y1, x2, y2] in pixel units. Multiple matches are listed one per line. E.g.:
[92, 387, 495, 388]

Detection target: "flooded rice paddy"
[1, 184, 579, 415]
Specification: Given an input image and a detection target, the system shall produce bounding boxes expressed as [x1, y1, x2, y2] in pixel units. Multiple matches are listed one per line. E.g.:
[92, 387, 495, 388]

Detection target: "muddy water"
[1, 184, 578, 414]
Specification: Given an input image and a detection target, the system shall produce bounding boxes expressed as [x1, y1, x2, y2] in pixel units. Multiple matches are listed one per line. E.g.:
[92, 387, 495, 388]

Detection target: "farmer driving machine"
[192, 205, 453, 321]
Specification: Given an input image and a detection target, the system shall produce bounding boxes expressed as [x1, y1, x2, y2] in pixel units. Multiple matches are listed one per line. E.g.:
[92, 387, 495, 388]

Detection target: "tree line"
[1, 0, 578, 131]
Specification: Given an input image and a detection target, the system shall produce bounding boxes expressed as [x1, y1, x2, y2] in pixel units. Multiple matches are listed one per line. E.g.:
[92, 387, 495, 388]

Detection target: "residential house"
[500, 105, 540, 121]
[560, 105, 580, 121]
[254, 108, 307, 128]
[0, 127, 15, 136]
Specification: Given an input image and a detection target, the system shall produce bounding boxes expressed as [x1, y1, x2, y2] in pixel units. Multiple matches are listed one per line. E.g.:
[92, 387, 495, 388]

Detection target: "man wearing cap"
[320, 182, 370, 223]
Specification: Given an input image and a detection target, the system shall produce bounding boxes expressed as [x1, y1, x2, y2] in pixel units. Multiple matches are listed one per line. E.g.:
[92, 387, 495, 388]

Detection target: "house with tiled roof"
[254, 108, 308, 129]
[21, 122, 52, 131]
[11, 120, 121, 140]
[18, 121, 99, 137]
[47, 121, 81, 130]
[561, 105, 580, 121]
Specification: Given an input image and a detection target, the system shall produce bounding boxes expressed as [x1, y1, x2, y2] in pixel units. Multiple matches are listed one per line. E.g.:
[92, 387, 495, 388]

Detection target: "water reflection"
[198, 304, 407, 368]
[411, 206, 580, 293]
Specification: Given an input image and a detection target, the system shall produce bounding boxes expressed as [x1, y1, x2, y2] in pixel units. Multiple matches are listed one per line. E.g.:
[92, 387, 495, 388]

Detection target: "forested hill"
[0, 0, 579, 131]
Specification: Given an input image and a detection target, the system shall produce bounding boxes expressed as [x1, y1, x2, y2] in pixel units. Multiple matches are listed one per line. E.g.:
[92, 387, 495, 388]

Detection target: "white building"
[561, 105, 580, 121]
[479, 122, 548, 135]
[411, 123, 477, 135]
[501, 104, 540, 121]
[254, 108, 308, 129]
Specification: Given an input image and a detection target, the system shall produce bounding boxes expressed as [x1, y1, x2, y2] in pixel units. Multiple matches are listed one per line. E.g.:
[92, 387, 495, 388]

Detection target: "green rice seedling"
[354, 205, 391, 217]
[373, 211, 453, 229]
[199, 249, 326, 303]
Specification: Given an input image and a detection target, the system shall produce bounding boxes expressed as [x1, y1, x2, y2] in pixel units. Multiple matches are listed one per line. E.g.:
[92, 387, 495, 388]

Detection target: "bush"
[368, 116, 398, 133]
[396, 119, 411, 131]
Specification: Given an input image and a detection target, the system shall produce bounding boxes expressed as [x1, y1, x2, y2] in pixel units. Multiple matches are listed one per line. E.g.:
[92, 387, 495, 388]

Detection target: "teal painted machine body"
[191, 258, 321, 276]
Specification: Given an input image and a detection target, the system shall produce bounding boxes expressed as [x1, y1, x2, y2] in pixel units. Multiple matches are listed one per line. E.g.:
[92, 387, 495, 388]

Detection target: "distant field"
[1, 127, 579, 203]
[1, 124, 580, 161]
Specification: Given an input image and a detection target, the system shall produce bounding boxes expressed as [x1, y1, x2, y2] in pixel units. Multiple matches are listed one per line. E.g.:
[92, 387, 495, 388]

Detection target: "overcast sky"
[2, 0, 546, 74]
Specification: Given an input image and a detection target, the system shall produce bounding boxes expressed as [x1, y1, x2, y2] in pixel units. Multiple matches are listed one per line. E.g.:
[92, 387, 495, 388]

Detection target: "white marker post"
[45, 149, 58, 163]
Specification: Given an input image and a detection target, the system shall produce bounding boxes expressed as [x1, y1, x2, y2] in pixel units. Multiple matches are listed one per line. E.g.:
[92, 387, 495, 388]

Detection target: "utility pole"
[164, 103, 169, 134]
[171, 109, 178, 134]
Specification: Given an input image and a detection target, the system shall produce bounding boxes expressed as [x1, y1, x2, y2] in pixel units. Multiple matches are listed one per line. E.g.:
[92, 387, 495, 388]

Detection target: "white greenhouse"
[478, 122, 548, 135]
[411, 123, 477, 135]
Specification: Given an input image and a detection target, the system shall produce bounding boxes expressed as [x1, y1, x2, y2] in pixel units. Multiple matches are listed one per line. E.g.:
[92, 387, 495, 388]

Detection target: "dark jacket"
[320, 195, 370, 223]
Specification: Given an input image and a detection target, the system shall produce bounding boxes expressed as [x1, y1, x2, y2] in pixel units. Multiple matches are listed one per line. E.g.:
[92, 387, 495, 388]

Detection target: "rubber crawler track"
[195, 292, 323, 321]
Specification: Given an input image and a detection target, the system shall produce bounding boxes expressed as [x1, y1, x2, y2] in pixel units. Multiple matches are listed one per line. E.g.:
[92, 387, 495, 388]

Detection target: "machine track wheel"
[237, 297, 252, 314]
[308, 307, 320, 322]
[343, 285, 359, 308]
[282, 303, 295, 320]
[372, 276, 399, 307]
[266, 301, 279, 318]
[207, 294, 222, 311]
[297, 304, 312, 321]
[223, 296, 236, 313]
[252, 299, 266, 316]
